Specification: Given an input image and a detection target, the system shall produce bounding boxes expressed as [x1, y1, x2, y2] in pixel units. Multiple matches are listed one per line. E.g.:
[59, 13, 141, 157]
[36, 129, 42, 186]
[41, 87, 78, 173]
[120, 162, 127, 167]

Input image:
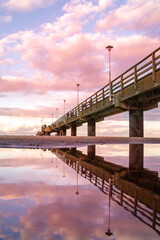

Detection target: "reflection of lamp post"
[64, 100, 66, 114]
[106, 45, 113, 101]
[56, 158, 58, 168]
[75, 164, 79, 195]
[63, 161, 65, 177]
[76, 83, 80, 106]
[105, 178, 113, 236]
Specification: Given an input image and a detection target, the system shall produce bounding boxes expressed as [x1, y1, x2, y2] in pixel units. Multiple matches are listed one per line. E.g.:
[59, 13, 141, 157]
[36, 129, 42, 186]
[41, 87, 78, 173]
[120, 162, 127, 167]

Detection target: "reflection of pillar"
[71, 124, 77, 136]
[87, 145, 95, 158]
[87, 119, 96, 157]
[129, 110, 143, 170]
[70, 147, 76, 154]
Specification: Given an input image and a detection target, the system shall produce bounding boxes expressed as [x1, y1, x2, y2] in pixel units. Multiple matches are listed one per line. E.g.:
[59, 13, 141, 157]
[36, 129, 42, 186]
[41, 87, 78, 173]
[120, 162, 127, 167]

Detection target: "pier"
[39, 47, 160, 170]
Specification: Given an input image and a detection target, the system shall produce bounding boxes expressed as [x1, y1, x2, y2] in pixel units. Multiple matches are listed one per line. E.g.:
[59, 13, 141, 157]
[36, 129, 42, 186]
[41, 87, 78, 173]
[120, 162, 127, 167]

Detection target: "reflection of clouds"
[0, 183, 107, 240]
[144, 144, 160, 157]
[0, 149, 90, 186]
[0, 149, 159, 238]
[0, 182, 159, 240]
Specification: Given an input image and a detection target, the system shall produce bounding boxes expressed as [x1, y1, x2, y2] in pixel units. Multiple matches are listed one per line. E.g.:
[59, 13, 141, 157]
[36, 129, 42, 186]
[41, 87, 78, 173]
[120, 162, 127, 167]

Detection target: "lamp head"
[106, 45, 113, 51]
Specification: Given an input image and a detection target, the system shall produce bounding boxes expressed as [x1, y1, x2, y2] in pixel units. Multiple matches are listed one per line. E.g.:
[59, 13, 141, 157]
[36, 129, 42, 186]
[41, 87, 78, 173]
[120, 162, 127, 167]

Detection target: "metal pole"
[105, 178, 113, 236]
[106, 45, 113, 101]
[75, 166, 79, 195]
[56, 108, 58, 118]
[64, 100, 66, 114]
[76, 83, 80, 105]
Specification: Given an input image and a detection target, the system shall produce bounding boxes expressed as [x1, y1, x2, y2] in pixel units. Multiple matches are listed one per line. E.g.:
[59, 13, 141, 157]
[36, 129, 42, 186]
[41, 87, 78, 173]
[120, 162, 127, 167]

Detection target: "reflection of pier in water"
[50, 147, 160, 235]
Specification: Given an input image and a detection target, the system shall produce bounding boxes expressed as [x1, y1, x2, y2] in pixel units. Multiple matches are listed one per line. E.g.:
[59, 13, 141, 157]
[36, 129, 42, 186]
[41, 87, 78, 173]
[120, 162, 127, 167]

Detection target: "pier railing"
[54, 149, 160, 234]
[44, 47, 160, 130]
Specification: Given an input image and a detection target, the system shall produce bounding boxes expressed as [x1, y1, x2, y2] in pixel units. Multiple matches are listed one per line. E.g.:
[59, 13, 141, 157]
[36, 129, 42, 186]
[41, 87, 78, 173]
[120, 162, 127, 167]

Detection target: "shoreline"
[0, 135, 160, 149]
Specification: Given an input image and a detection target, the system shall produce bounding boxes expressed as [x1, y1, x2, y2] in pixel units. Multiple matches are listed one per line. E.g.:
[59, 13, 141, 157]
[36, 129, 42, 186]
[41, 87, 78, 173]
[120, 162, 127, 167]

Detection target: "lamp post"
[76, 83, 80, 106]
[106, 45, 113, 101]
[64, 100, 66, 114]
[41, 117, 44, 128]
[56, 108, 58, 118]
[52, 113, 54, 123]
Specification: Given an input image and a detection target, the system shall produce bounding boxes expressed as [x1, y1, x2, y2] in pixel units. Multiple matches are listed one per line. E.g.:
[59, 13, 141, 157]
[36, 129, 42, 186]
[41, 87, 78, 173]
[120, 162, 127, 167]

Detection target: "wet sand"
[0, 135, 160, 149]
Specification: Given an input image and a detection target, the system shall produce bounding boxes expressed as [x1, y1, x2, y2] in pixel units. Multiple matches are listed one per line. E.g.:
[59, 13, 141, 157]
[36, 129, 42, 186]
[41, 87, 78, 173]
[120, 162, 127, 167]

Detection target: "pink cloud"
[96, 0, 160, 33]
[63, 0, 112, 16]
[0, 0, 159, 110]
[1, 0, 57, 12]
[14, 31, 107, 90]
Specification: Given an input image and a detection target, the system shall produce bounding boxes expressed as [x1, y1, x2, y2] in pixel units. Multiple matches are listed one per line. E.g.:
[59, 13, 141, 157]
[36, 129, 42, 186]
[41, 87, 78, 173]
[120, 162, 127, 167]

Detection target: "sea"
[0, 143, 159, 240]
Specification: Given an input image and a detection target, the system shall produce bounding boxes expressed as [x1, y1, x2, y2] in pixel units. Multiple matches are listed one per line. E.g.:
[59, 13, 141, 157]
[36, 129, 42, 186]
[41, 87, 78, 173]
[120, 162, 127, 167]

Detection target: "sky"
[0, 0, 160, 136]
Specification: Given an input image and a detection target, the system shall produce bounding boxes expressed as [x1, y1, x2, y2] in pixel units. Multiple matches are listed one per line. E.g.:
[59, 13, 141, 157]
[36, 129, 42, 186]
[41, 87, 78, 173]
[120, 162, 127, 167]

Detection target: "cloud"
[0, 105, 56, 117]
[0, 15, 12, 23]
[63, 0, 112, 18]
[1, 0, 57, 12]
[0, 0, 159, 99]
[96, 0, 160, 35]
[13, 31, 107, 90]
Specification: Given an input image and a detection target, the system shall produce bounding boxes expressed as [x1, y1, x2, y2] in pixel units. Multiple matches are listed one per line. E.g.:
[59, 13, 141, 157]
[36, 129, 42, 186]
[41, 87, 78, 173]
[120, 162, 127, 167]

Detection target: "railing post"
[102, 88, 105, 105]
[134, 65, 137, 91]
[121, 74, 123, 96]
[109, 81, 113, 101]
[96, 92, 98, 105]
[152, 52, 156, 82]
[90, 97, 92, 110]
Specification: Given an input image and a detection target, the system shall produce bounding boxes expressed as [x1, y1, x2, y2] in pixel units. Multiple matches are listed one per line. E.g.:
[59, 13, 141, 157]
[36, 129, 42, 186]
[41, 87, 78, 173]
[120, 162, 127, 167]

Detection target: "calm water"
[0, 144, 159, 240]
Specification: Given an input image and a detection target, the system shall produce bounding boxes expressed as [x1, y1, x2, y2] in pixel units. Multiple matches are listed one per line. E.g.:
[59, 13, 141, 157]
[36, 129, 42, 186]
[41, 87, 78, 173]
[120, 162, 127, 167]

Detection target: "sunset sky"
[0, 0, 160, 136]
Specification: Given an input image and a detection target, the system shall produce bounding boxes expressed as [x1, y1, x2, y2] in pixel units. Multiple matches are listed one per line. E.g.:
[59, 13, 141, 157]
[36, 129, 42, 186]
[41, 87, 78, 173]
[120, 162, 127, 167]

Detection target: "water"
[0, 144, 159, 240]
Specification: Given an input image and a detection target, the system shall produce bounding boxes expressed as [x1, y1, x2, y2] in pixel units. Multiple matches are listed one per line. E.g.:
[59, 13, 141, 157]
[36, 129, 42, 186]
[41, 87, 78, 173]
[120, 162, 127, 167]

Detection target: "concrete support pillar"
[60, 128, 66, 136]
[71, 125, 77, 152]
[71, 124, 77, 136]
[87, 119, 96, 158]
[44, 132, 50, 136]
[88, 119, 96, 136]
[57, 130, 60, 136]
[129, 110, 144, 170]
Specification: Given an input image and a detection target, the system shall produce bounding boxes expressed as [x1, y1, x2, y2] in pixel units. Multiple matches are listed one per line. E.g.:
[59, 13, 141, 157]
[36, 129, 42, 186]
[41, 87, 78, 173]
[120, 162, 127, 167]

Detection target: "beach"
[0, 135, 160, 149]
